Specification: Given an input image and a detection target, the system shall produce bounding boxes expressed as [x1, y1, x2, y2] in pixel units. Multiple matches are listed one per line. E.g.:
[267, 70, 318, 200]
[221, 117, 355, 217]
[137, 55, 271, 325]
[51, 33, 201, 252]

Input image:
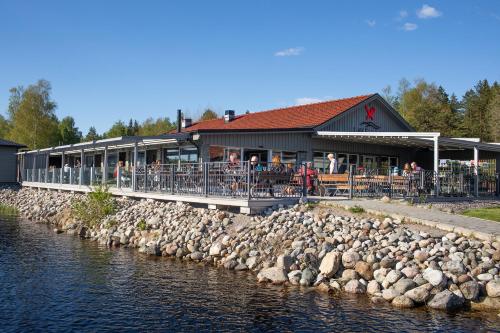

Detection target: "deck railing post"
[90, 167, 94, 185]
[247, 161, 251, 200]
[38, 169, 41, 183]
[69, 168, 73, 184]
[348, 165, 354, 199]
[302, 163, 308, 198]
[60, 153, 64, 184]
[388, 168, 393, 198]
[52, 169, 55, 183]
[203, 162, 209, 197]
[144, 166, 148, 192]
[132, 142, 138, 192]
[117, 166, 121, 189]
[170, 166, 175, 194]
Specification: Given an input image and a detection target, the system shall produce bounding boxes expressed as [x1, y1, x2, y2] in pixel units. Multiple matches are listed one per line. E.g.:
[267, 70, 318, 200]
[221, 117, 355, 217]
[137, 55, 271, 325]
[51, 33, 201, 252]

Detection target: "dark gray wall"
[0, 147, 19, 182]
[317, 97, 411, 132]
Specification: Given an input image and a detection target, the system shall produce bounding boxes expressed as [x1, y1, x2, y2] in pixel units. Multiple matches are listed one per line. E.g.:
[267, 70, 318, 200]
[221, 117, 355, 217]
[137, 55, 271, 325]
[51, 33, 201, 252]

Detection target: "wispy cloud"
[396, 10, 408, 21]
[417, 4, 442, 19]
[402, 22, 418, 31]
[295, 97, 323, 105]
[365, 19, 376, 27]
[274, 47, 304, 57]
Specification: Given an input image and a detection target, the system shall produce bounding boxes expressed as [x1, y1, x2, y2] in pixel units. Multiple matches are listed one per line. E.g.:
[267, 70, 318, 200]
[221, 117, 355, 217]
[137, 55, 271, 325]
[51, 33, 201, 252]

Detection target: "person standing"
[327, 153, 338, 174]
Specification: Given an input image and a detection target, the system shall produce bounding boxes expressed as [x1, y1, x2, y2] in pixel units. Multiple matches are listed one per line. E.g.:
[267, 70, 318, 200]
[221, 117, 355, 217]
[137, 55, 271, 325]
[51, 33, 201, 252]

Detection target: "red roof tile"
[179, 94, 374, 132]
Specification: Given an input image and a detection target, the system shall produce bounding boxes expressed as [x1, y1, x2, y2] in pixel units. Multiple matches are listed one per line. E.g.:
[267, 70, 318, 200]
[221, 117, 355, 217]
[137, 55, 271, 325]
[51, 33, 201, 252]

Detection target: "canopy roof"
[314, 131, 500, 152]
[18, 133, 191, 155]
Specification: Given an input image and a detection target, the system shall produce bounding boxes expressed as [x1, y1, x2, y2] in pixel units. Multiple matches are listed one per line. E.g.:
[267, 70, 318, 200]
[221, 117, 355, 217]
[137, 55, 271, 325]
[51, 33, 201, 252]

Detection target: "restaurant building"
[18, 93, 500, 211]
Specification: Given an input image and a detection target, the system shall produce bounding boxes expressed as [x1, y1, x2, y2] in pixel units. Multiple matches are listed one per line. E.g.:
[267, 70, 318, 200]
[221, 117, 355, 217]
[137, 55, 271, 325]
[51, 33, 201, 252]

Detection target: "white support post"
[103, 146, 108, 185]
[474, 146, 479, 197]
[60, 152, 65, 184]
[79, 149, 84, 186]
[33, 152, 37, 182]
[90, 167, 94, 185]
[45, 153, 49, 183]
[433, 135, 440, 196]
[132, 142, 138, 191]
[267, 150, 273, 165]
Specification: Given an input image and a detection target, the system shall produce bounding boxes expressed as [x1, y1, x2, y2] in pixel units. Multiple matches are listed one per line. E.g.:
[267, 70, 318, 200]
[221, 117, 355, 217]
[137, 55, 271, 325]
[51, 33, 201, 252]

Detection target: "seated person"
[250, 155, 263, 172]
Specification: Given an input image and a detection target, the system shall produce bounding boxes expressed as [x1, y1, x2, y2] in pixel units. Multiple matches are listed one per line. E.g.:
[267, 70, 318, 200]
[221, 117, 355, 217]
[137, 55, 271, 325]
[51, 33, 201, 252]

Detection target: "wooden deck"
[21, 181, 298, 214]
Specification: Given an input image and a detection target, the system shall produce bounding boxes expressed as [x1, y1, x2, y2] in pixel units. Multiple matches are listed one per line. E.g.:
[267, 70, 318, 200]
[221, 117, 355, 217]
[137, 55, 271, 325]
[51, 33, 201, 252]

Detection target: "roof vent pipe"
[177, 109, 182, 133]
[224, 110, 235, 123]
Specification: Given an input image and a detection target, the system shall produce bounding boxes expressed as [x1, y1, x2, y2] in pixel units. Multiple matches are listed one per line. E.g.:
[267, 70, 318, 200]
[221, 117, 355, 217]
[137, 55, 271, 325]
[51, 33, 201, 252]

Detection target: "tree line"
[1, 78, 498, 150]
[382, 78, 500, 141]
[0, 79, 219, 149]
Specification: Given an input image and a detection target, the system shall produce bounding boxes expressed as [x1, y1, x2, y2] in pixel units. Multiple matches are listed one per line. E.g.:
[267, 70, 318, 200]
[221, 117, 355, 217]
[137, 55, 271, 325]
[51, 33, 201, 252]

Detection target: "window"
[164, 148, 179, 164]
[180, 147, 198, 162]
[209, 146, 224, 162]
[224, 148, 241, 162]
[281, 151, 297, 166]
[313, 152, 326, 173]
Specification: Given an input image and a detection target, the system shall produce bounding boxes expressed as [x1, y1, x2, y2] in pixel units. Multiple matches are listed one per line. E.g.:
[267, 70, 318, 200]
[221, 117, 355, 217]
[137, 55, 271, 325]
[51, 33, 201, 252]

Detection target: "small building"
[0, 139, 26, 183]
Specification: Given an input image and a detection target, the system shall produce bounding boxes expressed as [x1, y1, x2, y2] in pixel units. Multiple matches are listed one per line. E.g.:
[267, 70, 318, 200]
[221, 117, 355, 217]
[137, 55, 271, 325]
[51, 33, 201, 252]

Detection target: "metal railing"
[22, 163, 499, 200]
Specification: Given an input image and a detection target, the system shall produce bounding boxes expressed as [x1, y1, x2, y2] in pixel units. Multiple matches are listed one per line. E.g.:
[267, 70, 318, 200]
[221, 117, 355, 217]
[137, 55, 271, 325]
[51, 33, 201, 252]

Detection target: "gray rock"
[190, 251, 204, 261]
[382, 288, 401, 301]
[423, 268, 444, 286]
[319, 251, 341, 278]
[342, 251, 360, 268]
[427, 290, 464, 310]
[367, 280, 381, 295]
[477, 273, 493, 282]
[276, 255, 293, 272]
[392, 295, 415, 308]
[344, 279, 366, 294]
[300, 268, 315, 286]
[443, 260, 466, 275]
[209, 242, 223, 256]
[486, 280, 500, 298]
[257, 267, 288, 284]
[459, 280, 480, 300]
[394, 278, 417, 294]
[405, 284, 431, 303]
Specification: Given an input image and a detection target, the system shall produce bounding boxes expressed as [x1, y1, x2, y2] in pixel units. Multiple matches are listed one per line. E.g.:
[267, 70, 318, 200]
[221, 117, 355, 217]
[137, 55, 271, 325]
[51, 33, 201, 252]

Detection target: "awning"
[18, 133, 192, 155]
[314, 131, 500, 152]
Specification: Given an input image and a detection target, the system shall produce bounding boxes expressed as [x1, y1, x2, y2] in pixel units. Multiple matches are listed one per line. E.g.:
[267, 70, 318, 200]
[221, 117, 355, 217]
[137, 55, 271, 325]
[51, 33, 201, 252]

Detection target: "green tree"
[199, 108, 218, 121]
[462, 80, 496, 141]
[137, 117, 175, 136]
[104, 121, 128, 138]
[127, 119, 140, 136]
[488, 86, 500, 142]
[0, 114, 10, 138]
[7, 80, 59, 149]
[84, 126, 101, 141]
[58, 116, 81, 144]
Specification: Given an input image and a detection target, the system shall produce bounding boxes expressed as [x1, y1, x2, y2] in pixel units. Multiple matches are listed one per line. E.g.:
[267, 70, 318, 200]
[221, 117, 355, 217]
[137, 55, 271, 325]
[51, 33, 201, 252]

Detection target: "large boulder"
[319, 251, 341, 278]
[394, 278, 417, 294]
[209, 242, 223, 256]
[367, 280, 381, 295]
[404, 284, 431, 303]
[459, 280, 480, 300]
[355, 261, 373, 281]
[276, 255, 293, 272]
[344, 279, 366, 294]
[471, 297, 500, 310]
[427, 290, 464, 310]
[342, 251, 360, 269]
[300, 268, 315, 286]
[423, 268, 444, 286]
[486, 280, 500, 298]
[382, 288, 401, 301]
[257, 267, 288, 284]
[392, 295, 415, 308]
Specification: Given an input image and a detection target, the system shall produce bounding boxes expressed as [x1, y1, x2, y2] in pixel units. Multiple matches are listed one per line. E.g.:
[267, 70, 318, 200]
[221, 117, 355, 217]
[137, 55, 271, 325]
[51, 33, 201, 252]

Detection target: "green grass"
[462, 207, 500, 222]
[348, 205, 365, 214]
[0, 203, 19, 215]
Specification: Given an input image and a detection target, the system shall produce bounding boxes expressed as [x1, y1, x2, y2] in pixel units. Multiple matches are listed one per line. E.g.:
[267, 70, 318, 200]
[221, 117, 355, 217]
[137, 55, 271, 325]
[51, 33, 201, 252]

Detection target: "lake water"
[0, 215, 499, 332]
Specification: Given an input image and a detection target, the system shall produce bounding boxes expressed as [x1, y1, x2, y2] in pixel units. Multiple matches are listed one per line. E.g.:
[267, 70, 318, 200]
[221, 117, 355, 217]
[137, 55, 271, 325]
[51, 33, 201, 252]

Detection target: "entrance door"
[363, 156, 377, 170]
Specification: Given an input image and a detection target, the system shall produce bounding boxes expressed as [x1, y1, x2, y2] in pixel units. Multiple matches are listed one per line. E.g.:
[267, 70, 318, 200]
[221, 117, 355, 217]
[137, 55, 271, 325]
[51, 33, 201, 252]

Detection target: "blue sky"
[0, 1, 499, 134]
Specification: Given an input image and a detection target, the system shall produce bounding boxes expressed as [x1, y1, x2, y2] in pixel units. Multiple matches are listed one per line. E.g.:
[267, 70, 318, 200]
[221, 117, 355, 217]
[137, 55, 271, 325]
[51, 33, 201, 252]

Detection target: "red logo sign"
[364, 104, 376, 121]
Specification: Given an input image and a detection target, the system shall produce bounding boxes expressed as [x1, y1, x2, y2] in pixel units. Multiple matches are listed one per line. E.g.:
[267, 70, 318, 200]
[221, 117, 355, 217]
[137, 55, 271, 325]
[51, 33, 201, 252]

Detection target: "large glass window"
[209, 146, 224, 162]
[281, 151, 297, 166]
[313, 152, 326, 173]
[180, 147, 198, 162]
[164, 148, 179, 164]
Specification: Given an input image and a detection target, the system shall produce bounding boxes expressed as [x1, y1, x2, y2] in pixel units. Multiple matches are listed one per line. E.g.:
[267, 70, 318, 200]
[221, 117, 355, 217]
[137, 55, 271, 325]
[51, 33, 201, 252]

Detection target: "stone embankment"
[1, 187, 500, 313]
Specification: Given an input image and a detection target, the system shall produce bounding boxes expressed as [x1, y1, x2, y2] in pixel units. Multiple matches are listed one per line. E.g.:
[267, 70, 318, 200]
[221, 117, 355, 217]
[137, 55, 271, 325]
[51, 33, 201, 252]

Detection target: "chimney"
[182, 117, 192, 128]
[224, 110, 235, 123]
[177, 109, 182, 133]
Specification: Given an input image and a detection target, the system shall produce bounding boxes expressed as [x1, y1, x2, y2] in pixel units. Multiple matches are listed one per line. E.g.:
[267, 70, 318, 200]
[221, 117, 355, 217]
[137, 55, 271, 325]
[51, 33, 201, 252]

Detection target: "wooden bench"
[317, 173, 350, 196]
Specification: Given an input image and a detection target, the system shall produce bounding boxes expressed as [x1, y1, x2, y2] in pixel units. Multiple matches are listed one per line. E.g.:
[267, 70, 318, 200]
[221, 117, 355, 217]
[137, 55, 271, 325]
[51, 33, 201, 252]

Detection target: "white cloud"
[417, 4, 442, 19]
[295, 97, 323, 105]
[396, 10, 408, 21]
[274, 47, 304, 57]
[366, 19, 376, 27]
[402, 22, 418, 31]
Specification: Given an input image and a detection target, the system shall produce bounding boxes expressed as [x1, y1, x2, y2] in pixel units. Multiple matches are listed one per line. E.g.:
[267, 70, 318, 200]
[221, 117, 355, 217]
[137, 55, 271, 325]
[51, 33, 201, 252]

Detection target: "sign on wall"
[357, 104, 381, 131]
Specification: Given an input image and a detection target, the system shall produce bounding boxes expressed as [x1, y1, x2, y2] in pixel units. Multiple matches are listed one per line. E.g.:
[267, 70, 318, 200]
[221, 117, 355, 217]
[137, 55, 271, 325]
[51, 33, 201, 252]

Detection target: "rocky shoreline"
[1, 187, 499, 314]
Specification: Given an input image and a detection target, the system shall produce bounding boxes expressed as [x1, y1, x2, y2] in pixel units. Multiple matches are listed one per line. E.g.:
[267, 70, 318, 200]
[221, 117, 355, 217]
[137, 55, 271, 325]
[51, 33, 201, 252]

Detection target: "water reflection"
[0, 216, 498, 332]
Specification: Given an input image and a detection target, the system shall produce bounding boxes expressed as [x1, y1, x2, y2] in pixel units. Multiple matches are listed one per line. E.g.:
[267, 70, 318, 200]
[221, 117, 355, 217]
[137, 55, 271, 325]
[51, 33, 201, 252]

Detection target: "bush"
[72, 185, 116, 228]
[0, 204, 19, 216]
[137, 219, 147, 231]
[348, 205, 365, 214]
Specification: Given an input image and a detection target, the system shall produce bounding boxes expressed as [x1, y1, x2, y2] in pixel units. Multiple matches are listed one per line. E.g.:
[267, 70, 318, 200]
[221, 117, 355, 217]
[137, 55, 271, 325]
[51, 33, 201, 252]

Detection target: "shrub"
[348, 205, 365, 214]
[0, 204, 19, 216]
[71, 185, 116, 228]
[137, 219, 147, 231]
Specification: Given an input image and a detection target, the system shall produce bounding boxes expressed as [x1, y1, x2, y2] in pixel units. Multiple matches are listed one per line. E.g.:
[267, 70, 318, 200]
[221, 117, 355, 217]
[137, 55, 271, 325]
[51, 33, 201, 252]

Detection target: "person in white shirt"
[327, 153, 338, 174]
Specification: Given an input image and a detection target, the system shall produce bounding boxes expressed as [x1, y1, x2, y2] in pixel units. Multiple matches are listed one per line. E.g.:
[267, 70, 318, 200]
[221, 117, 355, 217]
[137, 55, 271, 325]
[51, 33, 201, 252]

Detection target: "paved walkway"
[327, 199, 500, 242]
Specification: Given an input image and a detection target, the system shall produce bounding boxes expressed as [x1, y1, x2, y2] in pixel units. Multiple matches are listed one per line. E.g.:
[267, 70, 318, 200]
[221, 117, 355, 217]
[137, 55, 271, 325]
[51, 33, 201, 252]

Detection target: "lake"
[0, 215, 498, 332]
